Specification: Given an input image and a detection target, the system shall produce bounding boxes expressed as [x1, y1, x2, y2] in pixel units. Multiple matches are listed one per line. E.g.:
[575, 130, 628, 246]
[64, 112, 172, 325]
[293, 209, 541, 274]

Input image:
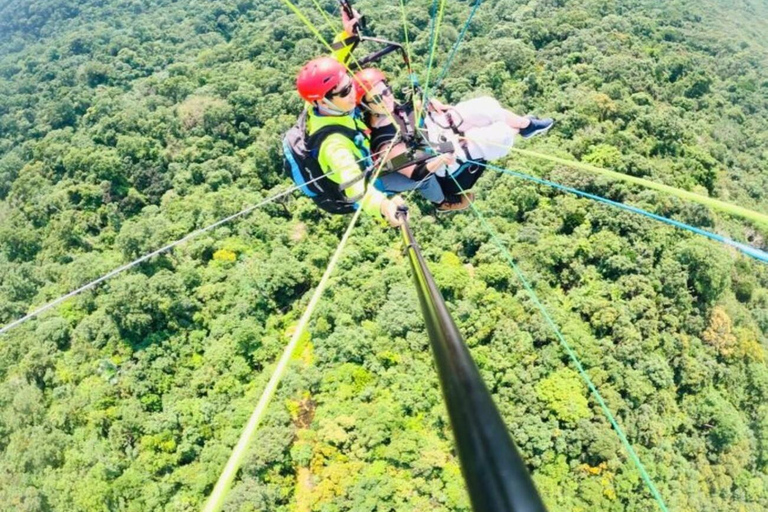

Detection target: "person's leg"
[503, 110, 530, 130]
[438, 163, 485, 196]
[453, 97, 505, 128]
[453, 96, 550, 135]
[463, 122, 516, 161]
[377, 172, 445, 203]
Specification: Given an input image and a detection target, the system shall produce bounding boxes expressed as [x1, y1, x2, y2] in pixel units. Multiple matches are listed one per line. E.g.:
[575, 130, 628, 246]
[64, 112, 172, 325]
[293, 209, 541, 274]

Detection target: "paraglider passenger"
[355, 68, 554, 211]
[354, 68, 459, 211]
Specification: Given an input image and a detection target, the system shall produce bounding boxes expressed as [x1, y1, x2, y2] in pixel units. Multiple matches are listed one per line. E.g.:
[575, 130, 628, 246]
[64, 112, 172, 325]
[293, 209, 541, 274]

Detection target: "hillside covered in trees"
[1, 0, 767, 510]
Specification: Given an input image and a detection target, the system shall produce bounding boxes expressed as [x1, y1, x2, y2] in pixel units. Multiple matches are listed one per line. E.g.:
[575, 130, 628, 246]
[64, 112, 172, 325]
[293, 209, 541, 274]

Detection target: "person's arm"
[397, 153, 456, 177]
[428, 97, 450, 112]
[330, 8, 362, 64]
[371, 132, 456, 180]
[319, 134, 387, 218]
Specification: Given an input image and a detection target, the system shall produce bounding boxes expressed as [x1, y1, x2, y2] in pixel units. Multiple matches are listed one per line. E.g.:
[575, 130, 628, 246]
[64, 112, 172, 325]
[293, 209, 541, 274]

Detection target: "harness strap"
[398, 106, 417, 146]
[444, 110, 472, 158]
[330, 35, 359, 50]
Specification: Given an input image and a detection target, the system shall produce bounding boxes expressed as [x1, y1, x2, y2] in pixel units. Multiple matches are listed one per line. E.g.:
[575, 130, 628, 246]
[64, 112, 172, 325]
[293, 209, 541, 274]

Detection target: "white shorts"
[424, 96, 515, 173]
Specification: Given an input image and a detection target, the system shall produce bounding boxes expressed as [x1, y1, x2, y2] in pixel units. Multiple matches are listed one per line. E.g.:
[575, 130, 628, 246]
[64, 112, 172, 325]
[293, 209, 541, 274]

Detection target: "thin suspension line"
[202, 203, 364, 512]
[470, 159, 768, 263]
[402, 161, 441, 202]
[432, 0, 482, 91]
[0, 171, 341, 337]
[449, 174, 670, 512]
[422, 0, 446, 110]
[510, 147, 768, 229]
[399, 0, 417, 101]
[0, 141, 397, 337]
[307, 0, 341, 32]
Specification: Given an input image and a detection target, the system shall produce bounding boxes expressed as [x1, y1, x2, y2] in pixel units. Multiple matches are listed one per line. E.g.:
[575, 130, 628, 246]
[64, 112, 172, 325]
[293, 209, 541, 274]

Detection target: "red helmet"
[296, 57, 349, 102]
[353, 68, 388, 104]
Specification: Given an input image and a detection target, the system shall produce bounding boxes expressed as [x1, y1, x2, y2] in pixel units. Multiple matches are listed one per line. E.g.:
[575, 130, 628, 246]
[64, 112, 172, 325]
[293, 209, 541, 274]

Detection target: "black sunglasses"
[326, 81, 353, 100]
[366, 87, 392, 105]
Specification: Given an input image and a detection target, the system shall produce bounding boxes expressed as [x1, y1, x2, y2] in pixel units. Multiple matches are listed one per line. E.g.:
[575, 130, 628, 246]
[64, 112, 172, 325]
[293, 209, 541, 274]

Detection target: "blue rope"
[433, 0, 483, 91]
[468, 159, 768, 264]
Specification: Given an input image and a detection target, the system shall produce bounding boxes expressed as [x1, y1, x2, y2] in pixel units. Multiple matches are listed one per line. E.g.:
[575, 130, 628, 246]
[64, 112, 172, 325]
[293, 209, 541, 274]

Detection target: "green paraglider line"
[510, 147, 768, 229]
[449, 174, 671, 512]
[432, 0, 483, 91]
[422, 0, 446, 109]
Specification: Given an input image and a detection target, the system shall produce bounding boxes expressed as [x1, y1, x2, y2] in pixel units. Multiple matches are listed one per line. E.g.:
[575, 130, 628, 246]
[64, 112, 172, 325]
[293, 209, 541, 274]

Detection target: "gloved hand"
[342, 7, 363, 36]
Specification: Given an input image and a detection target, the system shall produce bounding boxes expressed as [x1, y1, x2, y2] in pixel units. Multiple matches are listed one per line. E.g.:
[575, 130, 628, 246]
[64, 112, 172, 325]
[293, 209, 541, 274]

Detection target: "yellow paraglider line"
[508, 146, 768, 229]
[202, 207, 362, 512]
[452, 131, 768, 229]
[399, 0, 417, 103]
[202, 140, 400, 512]
[308, 0, 341, 32]
[202, 2, 406, 509]
[421, 0, 446, 112]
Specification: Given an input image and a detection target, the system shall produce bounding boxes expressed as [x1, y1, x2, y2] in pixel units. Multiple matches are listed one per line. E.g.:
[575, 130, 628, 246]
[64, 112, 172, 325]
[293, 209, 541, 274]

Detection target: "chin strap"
[359, 101, 375, 114]
[316, 100, 348, 116]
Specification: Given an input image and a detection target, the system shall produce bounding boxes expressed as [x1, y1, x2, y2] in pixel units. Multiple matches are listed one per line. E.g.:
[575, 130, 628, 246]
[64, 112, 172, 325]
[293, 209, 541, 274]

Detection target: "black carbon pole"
[397, 207, 548, 512]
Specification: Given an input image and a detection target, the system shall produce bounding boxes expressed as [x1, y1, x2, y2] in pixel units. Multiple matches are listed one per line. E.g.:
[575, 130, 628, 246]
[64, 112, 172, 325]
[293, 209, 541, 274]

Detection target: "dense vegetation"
[1, 0, 767, 510]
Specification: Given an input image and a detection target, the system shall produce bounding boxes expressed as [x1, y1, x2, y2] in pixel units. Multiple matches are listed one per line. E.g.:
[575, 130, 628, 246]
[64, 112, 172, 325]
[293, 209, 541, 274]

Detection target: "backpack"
[282, 110, 367, 214]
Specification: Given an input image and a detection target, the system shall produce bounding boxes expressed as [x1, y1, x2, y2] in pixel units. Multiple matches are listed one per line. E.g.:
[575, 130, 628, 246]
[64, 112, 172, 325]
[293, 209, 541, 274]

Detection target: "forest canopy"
[0, 0, 767, 510]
